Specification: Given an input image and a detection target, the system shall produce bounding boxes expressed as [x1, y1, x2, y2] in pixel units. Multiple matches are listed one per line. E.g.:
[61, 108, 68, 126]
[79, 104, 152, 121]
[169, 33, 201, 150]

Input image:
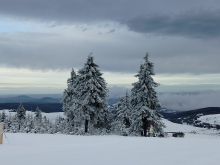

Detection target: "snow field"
[1, 110, 220, 165]
[1, 132, 220, 165]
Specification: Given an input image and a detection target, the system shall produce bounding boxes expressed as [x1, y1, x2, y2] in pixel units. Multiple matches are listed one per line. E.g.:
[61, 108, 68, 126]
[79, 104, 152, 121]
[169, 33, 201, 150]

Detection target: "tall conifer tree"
[73, 54, 109, 134]
[130, 53, 165, 136]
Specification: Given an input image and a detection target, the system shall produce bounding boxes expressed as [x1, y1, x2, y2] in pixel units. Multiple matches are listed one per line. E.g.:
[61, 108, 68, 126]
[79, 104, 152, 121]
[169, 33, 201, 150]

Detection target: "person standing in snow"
[150, 125, 154, 137]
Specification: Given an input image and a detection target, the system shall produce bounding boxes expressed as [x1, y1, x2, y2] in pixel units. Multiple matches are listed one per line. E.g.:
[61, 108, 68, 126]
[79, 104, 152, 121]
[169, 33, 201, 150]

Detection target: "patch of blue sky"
[0, 19, 45, 33]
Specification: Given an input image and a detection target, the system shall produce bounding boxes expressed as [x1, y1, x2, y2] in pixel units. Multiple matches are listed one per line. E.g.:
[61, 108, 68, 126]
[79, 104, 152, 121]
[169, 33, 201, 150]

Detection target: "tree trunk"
[85, 119, 88, 133]
[142, 117, 147, 137]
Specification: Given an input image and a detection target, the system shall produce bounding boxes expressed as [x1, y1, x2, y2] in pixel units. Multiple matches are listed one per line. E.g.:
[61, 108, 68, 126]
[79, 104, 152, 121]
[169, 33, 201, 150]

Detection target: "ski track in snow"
[1, 110, 220, 165]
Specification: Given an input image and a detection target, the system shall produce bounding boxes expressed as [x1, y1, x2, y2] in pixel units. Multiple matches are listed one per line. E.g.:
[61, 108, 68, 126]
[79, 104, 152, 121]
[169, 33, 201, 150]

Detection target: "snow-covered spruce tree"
[10, 115, 19, 133]
[17, 103, 26, 120]
[113, 91, 132, 135]
[73, 54, 110, 134]
[24, 114, 33, 133]
[3, 117, 10, 132]
[130, 53, 165, 136]
[34, 107, 43, 133]
[0, 110, 6, 122]
[16, 102, 26, 131]
[61, 68, 77, 133]
[35, 107, 42, 122]
[42, 116, 50, 133]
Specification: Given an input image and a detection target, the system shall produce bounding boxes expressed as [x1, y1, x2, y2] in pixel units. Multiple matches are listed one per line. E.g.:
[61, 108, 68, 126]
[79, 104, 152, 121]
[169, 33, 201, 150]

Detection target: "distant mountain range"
[0, 95, 62, 103]
[0, 95, 120, 104]
[0, 95, 120, 113]
[0, 103, 63, 113]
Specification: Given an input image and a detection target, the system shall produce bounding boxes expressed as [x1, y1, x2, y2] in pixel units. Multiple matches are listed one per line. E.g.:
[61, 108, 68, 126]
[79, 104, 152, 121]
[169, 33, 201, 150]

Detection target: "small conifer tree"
[1, 110, 7, 122]
[61, 68, 77, 133]
[16, 103, 26, 131]
[35, 107, 42, 122]
[113, 91, 132, 135]
[17, 103, 26, 120]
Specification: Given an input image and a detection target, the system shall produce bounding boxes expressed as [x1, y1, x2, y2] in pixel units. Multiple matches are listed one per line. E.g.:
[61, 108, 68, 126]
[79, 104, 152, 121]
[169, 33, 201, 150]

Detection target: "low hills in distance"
[0, 103, 62, 113]
[0, 95, 120, 104]
[0, 95, 120, 113]
[0, 95, 62, 103]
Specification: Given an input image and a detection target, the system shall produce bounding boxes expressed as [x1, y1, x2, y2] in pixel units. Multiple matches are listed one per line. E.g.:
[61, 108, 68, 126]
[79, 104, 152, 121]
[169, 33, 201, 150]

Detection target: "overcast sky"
[0, 0, 220, 103]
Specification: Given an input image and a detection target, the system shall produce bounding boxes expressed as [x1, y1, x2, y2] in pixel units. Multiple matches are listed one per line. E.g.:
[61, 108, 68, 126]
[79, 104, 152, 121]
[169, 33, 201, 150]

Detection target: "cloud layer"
[108, 87, 220, 111]
[158, 91, 220, 111]
[124, 10, 220, 39]
[1, 0, 220, 75]
[1, 30, 220, 74]
[109, 87, 220, 111]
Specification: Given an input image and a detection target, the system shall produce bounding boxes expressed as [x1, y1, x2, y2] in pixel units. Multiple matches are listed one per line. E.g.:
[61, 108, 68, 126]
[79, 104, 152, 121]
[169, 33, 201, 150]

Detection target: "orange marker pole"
[0, 123, 4, 144]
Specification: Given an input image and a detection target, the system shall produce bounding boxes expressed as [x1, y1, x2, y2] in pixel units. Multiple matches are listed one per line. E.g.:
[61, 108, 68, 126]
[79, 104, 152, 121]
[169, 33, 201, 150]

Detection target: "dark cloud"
[0, 0, 219, 23]
[1, 1, 220, 74]
[124, 10, 220, 38]
[0, 1, 220, 39]
[0, 0, 150, 22]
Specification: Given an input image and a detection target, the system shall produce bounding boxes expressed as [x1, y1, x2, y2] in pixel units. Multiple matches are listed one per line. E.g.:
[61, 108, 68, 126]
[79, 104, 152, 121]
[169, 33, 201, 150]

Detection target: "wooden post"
[0, 122, 4, 144]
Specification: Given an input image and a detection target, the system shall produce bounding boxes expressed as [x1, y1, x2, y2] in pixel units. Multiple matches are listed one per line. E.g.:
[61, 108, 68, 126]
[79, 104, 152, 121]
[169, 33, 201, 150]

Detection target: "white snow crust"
[1, 110, 220, 165]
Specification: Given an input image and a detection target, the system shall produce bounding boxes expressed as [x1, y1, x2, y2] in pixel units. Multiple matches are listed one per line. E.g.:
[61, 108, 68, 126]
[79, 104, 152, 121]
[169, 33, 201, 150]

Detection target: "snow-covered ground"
[1, 110, 220, 165]
[198, 114, 220, 125]
[1, 132, 220, 165]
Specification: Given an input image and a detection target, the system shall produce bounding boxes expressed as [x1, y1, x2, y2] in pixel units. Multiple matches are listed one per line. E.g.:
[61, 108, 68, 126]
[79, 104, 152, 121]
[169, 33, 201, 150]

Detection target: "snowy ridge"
[198, 114, 220, 125]
[164, 107, 220, 129]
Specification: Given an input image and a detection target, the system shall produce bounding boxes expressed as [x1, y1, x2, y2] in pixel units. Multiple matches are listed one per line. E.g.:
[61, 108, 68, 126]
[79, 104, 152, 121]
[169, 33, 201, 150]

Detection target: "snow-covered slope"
[1, 131, 220, 165]
[1, 110, 220, 165]
[163, 119, 202, 132]
[166, 107, 220, 129]
[198, 114, 220, 125]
